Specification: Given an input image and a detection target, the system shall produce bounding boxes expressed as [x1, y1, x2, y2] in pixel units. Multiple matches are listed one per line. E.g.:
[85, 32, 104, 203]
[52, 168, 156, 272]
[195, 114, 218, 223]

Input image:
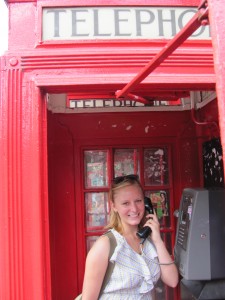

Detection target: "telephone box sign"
[68, 99, 145, 109]
[42, 7, 211, 41]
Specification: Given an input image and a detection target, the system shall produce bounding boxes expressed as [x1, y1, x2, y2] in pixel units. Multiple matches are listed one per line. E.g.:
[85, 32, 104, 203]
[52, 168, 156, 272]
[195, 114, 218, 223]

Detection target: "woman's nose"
[130, 202, 138, 211]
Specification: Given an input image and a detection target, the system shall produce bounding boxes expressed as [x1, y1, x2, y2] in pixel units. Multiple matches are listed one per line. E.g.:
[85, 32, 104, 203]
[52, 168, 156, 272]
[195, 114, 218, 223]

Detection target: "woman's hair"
[105, 175, 145, 234]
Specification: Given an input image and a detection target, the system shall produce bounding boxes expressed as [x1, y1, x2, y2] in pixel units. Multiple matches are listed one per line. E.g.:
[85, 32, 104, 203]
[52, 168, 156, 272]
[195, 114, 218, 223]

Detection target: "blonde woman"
[81, 175, 178, 300]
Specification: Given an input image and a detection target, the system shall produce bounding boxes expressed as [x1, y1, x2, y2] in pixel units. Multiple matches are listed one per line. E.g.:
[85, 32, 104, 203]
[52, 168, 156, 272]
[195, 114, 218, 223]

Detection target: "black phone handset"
[136, 196, 154, 241]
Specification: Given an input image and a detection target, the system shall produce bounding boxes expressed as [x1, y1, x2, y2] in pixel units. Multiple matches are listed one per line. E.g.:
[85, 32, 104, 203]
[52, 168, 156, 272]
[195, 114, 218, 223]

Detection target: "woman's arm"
[82, 236, 110, 300]
[145, 213, 179, 288]
[153, 238, 179, 287]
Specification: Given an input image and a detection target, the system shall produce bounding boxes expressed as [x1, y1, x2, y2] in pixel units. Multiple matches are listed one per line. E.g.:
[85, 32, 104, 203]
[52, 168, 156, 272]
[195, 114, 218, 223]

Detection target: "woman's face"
[112, 184, 145, 228]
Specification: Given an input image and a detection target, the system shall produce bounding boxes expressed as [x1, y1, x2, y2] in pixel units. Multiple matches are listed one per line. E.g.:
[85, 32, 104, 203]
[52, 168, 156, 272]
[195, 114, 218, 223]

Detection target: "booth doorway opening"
[46, 89, 219, 300]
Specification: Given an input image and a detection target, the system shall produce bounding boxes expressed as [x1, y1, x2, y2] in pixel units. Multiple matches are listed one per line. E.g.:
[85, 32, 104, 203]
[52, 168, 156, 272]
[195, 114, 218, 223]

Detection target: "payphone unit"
[174, 188, 225, 281]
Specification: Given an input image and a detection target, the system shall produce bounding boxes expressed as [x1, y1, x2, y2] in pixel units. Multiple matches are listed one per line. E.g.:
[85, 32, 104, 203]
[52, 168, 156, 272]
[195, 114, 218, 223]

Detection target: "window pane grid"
[83, 146, 172, 247]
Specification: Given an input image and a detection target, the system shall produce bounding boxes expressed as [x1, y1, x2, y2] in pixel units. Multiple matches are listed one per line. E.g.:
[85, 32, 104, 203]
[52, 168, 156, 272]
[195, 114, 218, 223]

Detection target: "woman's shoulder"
[87, 232, 111, 261]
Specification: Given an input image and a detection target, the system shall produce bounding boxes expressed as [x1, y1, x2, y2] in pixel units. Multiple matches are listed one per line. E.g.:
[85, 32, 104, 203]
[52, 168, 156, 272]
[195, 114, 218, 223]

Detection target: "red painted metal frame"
[208, 0, 225, 179]
[34, 0, 214, 101]
[116, 1, 209, 99]
[0, 0, 224, 299]
[0, 61, 51, 299]
[6, 0, 215, 97]
[7, 0, 200, 3]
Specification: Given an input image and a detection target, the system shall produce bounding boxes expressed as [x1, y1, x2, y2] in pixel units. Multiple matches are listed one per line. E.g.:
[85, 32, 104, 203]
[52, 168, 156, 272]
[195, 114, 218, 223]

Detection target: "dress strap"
[100, 231, 117, 294]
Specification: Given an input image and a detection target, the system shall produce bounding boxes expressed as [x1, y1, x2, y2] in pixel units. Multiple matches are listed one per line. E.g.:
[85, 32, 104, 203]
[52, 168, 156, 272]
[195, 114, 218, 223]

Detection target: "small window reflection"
[114, 149, 139, 177]
[144, 148, 168, 186]
[85, 192, 109, 229]
[84, 150, 108, 188]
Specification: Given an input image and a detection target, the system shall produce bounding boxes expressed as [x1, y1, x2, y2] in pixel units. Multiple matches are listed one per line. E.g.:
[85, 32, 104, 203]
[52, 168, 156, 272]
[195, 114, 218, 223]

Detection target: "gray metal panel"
[185, 189, 210, 280]
[175, 188, 225, 280]
[209, 189, 225, 279]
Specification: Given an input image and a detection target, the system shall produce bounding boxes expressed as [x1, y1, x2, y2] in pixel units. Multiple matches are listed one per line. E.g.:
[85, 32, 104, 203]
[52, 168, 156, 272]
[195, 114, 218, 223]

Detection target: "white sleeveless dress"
[99, 229, 161, 300]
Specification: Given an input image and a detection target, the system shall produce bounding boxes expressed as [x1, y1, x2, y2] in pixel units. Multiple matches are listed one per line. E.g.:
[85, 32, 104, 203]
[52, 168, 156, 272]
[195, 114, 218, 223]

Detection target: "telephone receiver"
[136, 196, 154, 240]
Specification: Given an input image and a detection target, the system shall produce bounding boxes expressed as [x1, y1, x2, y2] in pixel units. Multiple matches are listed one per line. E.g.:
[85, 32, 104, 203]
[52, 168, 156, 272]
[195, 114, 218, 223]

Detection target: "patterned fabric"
[99, 229, 160, 300]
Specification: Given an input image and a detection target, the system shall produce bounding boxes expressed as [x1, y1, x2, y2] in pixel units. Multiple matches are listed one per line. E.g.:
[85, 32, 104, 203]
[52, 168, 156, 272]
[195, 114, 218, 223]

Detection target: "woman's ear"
[110, 200, 117, 212]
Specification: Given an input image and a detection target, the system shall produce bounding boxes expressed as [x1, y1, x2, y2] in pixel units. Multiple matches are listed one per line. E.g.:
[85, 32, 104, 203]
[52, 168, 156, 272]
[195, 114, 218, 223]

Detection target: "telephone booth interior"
[47, 91, 221, 300]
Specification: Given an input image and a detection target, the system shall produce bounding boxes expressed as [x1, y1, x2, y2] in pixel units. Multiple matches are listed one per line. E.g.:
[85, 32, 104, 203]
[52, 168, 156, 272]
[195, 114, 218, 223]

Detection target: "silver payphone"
[174, 188, 225, 299]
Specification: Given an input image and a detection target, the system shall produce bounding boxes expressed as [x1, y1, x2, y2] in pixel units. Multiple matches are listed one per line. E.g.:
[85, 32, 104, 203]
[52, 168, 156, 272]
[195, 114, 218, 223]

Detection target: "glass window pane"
[161, 232, 173, 255]
[153, 232, 175, 300]
[85, 192, 109, 229]
[145, 190, 170, 228]
[84, 150, 108, 188]
[114, 149, 139, 177]
[86, 236, 98, 253]
[144, 148, 168, 186]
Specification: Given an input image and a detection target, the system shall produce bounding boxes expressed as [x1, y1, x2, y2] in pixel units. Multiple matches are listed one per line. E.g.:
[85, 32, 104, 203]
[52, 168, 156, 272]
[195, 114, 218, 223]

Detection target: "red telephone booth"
[0, 0, 225, 299]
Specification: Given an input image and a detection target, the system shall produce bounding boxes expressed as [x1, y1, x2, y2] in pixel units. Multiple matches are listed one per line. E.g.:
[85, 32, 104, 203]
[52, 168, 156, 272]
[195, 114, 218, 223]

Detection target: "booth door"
[82, 146, 177, 300]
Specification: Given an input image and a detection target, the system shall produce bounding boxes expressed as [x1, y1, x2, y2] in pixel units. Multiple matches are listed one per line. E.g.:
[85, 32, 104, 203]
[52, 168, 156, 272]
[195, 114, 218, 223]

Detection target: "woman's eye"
[122, 202, 129, 206]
